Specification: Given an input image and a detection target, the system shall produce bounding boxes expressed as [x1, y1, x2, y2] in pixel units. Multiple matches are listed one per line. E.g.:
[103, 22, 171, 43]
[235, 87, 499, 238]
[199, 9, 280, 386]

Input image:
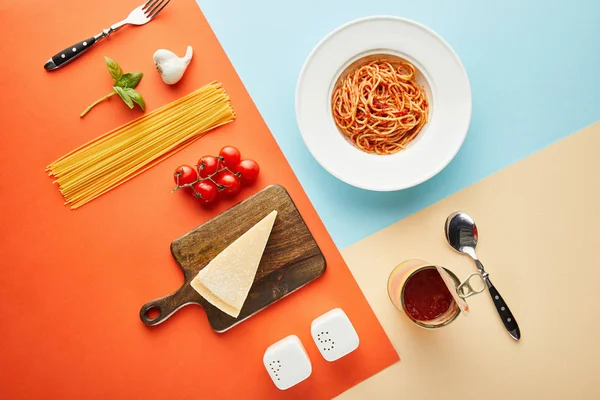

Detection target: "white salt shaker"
[311, 308, 360, 361]
[263, 335, 312, 390]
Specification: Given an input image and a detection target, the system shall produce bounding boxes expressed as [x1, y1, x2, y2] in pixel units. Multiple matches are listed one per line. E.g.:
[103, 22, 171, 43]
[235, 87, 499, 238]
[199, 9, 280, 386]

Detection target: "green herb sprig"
[80, 57, 146, 118]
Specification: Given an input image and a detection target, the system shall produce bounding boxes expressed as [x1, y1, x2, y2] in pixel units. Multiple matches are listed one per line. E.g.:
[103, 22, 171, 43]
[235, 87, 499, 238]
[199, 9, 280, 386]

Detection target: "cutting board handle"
[140, 285, 198, 326]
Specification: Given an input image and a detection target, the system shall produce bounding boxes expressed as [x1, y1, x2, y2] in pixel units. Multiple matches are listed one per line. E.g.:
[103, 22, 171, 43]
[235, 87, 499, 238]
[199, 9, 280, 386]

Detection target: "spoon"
[445, 212, 521, 341]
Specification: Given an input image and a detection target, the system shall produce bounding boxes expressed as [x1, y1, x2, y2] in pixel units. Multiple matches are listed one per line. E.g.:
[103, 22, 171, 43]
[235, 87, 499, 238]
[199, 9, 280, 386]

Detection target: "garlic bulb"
[153, 46, 193, 85]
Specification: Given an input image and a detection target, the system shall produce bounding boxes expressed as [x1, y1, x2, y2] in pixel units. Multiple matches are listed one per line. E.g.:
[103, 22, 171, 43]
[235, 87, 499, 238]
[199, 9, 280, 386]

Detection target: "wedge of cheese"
[190, 210, 278, 318]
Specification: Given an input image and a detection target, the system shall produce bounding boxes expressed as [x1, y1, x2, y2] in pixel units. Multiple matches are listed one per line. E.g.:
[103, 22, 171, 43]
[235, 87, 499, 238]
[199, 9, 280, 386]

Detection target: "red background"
[0, 0, 398, 398]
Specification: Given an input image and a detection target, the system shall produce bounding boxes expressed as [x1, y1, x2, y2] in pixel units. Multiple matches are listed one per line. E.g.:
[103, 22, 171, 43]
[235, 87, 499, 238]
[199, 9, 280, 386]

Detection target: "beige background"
[338, 122, 600, 399]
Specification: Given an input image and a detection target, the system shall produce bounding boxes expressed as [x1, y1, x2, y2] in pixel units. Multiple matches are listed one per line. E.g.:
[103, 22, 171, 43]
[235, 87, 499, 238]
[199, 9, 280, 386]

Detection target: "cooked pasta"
[332, 59, 429, 155]
[47, 81, 235, 209]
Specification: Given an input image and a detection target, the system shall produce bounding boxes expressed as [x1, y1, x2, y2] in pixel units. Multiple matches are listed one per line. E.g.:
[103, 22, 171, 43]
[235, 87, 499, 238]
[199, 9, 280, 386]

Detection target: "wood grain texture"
[140, 185, 326, 332]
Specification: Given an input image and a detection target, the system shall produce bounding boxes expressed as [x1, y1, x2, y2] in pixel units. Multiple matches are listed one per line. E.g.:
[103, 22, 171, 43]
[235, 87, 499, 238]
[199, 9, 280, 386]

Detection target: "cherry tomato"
[198, 156, 220, 178]
[173, 165, 198, 186]
[192, 181, 218, 205]
[215, 171, 241, 196]
[219, 146, 241, 171]
[236, 159, 260, 184]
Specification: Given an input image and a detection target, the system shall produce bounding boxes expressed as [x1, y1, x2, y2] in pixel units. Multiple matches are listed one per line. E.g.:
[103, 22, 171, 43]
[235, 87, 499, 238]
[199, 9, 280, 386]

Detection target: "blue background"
[196, 0, 600, 248]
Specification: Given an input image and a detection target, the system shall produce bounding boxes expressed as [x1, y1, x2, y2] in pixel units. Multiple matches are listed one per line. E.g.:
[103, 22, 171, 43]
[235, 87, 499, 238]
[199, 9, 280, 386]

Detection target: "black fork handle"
[44, 36, 97, 71]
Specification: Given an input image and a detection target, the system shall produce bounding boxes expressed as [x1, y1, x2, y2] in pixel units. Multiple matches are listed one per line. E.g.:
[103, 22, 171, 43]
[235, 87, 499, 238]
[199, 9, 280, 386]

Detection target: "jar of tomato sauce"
[387, 259, 484, 329]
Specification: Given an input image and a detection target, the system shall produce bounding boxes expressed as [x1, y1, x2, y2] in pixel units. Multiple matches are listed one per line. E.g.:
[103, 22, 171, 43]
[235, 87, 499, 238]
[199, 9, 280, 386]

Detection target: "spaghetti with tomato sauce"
[332, 59, 429, 155]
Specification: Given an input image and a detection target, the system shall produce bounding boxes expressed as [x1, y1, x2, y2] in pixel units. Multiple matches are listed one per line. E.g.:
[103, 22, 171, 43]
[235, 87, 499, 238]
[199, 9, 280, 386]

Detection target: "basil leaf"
[104, 57, 123, 83]
[124, 88, 146, 111]
[116, 72, 144, 89]
[113, 86, 134, 109]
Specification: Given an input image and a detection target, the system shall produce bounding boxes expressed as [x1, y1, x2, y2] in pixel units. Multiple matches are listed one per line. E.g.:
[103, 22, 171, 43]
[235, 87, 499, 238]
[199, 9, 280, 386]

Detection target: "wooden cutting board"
[140, 185, 326, 332]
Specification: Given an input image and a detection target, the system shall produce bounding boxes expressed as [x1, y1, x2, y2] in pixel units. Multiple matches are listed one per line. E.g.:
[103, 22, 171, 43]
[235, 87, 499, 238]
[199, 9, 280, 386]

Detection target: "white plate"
[296, 16, 472, 191]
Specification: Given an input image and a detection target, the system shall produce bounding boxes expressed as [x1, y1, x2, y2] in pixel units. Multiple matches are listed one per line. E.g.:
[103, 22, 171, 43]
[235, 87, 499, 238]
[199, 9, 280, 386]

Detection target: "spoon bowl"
[445, 211, 478, 257]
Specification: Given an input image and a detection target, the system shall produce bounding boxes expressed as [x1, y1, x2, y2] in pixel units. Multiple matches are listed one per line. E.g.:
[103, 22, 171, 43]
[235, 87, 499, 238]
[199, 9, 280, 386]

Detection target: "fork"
[44, 0, 171, 71]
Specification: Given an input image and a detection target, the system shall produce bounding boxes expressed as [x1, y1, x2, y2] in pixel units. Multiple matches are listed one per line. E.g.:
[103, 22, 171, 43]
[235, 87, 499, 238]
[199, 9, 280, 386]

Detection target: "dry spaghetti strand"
[47, 81, 235, 209]
[332, 60, 429, 155]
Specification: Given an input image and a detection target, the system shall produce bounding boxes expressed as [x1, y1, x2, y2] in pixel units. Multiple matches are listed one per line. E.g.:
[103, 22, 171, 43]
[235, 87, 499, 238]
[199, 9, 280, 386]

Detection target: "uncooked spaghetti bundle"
[47, 81, 235, 209]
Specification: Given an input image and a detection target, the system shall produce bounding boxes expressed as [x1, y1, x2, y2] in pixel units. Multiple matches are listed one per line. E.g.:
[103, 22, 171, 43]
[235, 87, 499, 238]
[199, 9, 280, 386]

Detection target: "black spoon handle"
[44, 36, 97, 71]
[485, 277, 520, 340]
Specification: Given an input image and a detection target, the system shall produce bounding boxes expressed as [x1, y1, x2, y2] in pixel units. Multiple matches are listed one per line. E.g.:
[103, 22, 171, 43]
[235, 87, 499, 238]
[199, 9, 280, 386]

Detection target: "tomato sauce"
[403, 268, 454, 321]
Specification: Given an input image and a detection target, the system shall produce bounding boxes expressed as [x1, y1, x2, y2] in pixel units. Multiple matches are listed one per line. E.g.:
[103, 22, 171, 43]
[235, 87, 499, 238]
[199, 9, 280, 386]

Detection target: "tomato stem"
[172, 166, 237, 193]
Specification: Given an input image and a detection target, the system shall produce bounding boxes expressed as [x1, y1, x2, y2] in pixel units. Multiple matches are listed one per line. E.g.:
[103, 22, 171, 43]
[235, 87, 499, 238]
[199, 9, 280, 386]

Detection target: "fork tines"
[143, 0, 171, 19]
